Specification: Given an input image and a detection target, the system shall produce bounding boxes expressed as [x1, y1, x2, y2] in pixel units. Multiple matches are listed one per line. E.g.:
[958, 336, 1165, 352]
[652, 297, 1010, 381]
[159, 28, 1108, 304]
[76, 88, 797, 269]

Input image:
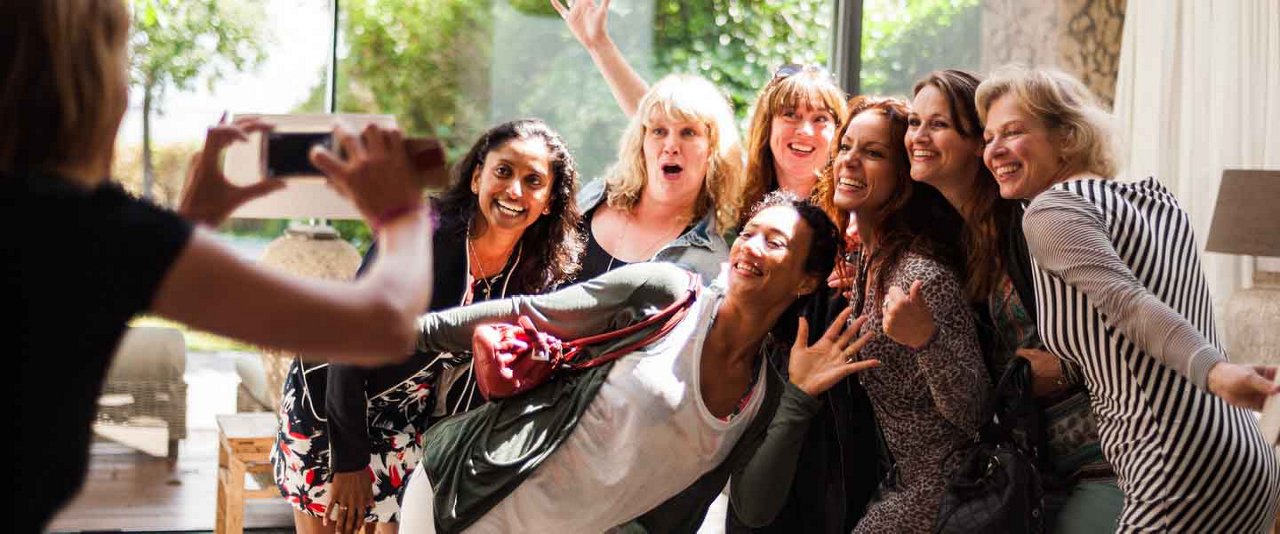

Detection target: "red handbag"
[471, 274, 699, 400]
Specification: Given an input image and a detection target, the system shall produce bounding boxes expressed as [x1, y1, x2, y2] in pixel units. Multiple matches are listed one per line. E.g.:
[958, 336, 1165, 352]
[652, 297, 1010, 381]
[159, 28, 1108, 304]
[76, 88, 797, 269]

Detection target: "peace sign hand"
[789, 308, 880, 397]
[882, 280, 936, 349]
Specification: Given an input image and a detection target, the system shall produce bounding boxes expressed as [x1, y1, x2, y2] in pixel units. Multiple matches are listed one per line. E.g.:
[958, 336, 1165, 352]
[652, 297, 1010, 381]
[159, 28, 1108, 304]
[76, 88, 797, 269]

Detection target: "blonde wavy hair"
[602, 74, 745, 231]
[742, 69, 847, 220]
[975, 64, 1119, 178]
[1, 0, 130, 173]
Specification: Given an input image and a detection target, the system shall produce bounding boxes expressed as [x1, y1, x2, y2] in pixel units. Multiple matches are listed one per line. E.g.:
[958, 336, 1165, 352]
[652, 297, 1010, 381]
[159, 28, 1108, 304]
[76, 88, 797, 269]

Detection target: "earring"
[542, 207, 551, 215]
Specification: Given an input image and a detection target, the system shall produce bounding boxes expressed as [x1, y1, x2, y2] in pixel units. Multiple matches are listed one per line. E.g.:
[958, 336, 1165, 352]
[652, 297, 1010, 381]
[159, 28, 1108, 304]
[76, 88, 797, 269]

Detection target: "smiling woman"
[271, 119, 584, 533]
[395, 192, 874, 533]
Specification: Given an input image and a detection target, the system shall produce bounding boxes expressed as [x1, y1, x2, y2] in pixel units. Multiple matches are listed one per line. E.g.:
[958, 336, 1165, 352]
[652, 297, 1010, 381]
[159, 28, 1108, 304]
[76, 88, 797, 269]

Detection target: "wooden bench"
[215, 412, 281, 534]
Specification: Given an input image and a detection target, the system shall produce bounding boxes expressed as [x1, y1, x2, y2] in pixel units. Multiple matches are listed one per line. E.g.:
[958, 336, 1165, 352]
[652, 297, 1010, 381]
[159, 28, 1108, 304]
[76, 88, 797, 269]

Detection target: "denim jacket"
[576, 179, 729, 284]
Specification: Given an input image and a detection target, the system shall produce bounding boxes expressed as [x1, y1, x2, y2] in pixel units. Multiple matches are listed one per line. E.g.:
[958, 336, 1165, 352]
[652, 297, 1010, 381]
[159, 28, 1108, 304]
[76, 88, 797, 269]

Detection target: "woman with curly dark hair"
[272, 119, 584, 534]
[731, 96, 988, 533]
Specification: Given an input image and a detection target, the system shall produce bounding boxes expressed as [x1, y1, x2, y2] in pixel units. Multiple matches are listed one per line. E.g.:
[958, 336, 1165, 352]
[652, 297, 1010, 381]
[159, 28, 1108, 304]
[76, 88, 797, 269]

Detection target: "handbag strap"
[558, 270, 701, 370]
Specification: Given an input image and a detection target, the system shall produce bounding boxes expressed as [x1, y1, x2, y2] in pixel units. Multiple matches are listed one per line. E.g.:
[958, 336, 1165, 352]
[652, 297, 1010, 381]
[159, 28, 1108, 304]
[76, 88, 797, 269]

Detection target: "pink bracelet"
[371, 202, 427, 234]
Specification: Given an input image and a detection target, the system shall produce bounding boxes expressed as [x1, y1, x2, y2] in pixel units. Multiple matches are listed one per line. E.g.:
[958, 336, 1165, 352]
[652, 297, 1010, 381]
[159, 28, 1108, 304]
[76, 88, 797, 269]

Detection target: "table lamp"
[1204, 168, 1280, 445]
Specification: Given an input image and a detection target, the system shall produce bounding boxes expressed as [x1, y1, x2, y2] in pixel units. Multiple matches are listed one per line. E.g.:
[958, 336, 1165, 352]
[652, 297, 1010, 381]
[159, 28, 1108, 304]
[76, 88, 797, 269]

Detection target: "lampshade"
[222, 113, 397, 220]
[1204, 169, 1280, 257]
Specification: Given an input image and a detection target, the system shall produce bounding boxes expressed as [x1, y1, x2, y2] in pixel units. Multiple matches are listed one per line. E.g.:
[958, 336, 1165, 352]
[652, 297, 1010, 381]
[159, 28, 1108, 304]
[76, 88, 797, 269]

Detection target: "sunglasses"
[771, 63, 835, 82]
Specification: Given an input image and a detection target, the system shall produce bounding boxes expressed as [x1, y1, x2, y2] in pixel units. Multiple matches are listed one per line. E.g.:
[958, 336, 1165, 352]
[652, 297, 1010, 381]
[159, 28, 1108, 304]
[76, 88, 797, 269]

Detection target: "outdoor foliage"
[859, 0, 981, 97]
[171, 0, 978, 247]
[652, 0, 834, 114]
[129, 0, 269, 199]
[112, 142, 199, 208]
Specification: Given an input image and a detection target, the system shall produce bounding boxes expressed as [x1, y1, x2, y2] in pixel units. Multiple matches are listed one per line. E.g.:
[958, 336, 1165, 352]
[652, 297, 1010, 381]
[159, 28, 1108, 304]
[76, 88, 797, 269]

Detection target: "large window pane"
[335, 0, 837, 183]
[859, 0, 981, 97]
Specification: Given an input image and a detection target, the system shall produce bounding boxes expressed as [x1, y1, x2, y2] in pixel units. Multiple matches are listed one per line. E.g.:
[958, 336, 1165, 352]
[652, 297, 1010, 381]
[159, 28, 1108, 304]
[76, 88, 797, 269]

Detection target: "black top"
[324, 215, 526, 472]
[6, 171, 193, 532]
[726, 286, 883, 533]
[574, 206, 629, 283]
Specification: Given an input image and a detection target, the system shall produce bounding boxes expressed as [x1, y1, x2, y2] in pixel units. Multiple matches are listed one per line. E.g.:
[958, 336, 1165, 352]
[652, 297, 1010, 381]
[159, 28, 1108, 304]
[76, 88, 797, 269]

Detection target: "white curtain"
[1113, 0, 1280, 310]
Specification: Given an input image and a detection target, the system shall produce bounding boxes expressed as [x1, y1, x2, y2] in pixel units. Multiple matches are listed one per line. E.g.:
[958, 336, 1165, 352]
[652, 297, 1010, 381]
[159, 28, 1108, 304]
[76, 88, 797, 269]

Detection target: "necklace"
[467, 231, 521, 300]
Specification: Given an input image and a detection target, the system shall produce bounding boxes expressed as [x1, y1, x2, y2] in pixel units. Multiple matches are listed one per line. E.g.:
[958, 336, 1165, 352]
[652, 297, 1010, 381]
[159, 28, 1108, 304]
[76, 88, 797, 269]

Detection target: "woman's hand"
[1016, 348, 1068, 397]
[311, 123, 421, 227]
[789, 308, 880, 397]
[325, 470, 374, 534]
[551, 0, 612, 50]
[1207, 363, 1280, 411]
[881, 280, 936, 349]
[826, 257, 856, 299]
[178, 116, 285, 227]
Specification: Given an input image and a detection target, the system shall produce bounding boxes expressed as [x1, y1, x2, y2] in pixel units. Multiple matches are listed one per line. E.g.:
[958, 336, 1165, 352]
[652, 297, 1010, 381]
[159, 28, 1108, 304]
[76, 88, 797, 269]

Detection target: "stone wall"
[981, 0, 1126, 108]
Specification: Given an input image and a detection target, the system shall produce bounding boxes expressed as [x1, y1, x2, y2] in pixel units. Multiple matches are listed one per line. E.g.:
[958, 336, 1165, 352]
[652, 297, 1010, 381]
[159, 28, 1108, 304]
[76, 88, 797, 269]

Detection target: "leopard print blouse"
[851, 251, 990, 533]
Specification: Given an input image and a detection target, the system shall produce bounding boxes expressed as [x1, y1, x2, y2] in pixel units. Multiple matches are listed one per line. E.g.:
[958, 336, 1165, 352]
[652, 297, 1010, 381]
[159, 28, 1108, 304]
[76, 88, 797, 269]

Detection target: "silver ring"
[335, 504, 348, 511]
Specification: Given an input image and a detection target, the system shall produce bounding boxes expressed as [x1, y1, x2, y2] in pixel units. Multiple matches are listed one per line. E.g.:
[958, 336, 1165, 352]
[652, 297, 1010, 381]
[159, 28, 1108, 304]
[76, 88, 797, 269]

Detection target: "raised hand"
[789, 308, 880, 397]
[310, 123, 422, 229]
[551, 0, 612, 50]
[1207, 362, 1280, 411]
[178, 115, 285, 227]
[882, 279, 936, 349]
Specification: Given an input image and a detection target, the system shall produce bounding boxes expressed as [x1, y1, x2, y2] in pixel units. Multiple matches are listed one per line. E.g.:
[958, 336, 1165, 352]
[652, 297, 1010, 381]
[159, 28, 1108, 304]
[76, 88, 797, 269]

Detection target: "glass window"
[858, 0, 982, 98]
[120, 0, 334, 253]
[119, 0, 838, 251]
[335, 0, 838, 182]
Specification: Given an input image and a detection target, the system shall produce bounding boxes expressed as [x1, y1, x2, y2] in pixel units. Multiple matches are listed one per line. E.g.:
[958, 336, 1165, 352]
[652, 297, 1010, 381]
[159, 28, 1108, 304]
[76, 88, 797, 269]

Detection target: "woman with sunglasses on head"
[272, 119, 583, 534]
[551, 0, 846, 219]
[978, 65, 1279, 533]
[5, 1, 440, 530]
[569, 74, 744, 285]
[906, 69, 1121, 532]
[731, 97, 988, 533]
[397, 192, 880, 533]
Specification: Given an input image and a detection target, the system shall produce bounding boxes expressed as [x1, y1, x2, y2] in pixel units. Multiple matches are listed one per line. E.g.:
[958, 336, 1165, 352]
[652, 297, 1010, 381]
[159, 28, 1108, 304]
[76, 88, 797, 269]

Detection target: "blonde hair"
[1, 0, 131, 173]
[603, 74, 745, 231]
[976, 64, 1119, 178]
[743, 69, 847, 221]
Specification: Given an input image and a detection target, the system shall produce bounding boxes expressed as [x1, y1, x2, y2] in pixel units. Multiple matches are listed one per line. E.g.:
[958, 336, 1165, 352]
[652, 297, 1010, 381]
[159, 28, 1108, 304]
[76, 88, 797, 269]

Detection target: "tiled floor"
[48, 351, 294, 532]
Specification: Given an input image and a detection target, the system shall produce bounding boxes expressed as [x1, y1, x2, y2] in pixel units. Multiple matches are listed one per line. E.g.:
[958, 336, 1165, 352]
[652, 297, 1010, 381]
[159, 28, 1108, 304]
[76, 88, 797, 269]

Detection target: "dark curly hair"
[745, 190, 841, 343]
[747, 189, 841, 281]
[435, 119, 584, 292]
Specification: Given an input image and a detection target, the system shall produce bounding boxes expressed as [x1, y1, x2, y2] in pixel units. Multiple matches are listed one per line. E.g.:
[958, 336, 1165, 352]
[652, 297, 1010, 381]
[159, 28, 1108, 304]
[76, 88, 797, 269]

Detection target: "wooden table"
[215, 412, 281, 534]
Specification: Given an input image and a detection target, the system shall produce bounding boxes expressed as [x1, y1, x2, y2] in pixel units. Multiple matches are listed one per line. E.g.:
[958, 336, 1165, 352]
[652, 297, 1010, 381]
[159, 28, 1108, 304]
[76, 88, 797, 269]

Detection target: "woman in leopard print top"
[730, 96, 989, 533]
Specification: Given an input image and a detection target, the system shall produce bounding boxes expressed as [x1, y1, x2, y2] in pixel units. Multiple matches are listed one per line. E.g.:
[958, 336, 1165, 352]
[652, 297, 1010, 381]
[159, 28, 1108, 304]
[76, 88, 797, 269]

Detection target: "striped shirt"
[1023, 177, 1279, 533]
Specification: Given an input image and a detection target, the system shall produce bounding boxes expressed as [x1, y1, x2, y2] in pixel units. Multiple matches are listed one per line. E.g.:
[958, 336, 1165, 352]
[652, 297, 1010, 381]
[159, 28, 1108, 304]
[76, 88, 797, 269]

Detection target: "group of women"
[9, 1, 1279, 533]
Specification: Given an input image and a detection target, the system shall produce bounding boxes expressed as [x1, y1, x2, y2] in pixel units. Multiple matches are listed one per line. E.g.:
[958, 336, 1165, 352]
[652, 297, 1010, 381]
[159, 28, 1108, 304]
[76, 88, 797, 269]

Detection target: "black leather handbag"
[934, 357, 1045, 534]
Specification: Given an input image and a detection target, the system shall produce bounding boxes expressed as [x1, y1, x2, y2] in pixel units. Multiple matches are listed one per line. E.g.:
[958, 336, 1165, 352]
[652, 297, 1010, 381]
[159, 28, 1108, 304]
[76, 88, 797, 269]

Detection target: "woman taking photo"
[552, 0, 846, 215]
[978, 64, 1279, 532]
[5, 1, 439, 530]
[906, 69, 1119, 531]
[731, 96, 988, 532]
[272, 119, 583, 533]
[397, 193, 881, 532]
[572, 74, 744, 283]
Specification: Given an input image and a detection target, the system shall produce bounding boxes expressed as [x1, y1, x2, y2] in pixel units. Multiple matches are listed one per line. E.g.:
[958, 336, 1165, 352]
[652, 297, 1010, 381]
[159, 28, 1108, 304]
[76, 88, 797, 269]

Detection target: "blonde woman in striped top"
[978, 64, 1279, 533]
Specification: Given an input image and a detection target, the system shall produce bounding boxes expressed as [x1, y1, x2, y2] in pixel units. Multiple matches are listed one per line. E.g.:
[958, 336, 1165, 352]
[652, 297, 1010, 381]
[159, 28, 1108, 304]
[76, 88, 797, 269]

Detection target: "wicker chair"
[97, 326, 188, 460]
